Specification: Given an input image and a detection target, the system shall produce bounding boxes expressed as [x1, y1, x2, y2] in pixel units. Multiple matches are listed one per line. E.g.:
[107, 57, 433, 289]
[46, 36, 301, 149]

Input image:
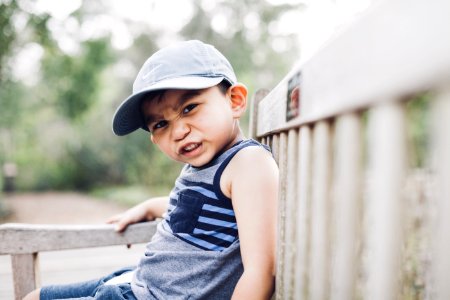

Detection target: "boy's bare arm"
[224, 146, 279, 299]
[107, 196, 169, 232]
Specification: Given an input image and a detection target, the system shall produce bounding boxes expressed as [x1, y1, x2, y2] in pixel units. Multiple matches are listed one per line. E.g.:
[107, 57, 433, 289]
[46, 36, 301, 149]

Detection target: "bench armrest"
[0, 221, 158, 255]
[0, 221, 158, 299]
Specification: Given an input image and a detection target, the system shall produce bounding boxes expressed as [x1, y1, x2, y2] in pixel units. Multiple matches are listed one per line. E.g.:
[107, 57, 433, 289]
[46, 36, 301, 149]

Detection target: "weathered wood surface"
[364, 102, 406, 299]
[430, 85, 450, 300]
[252, 1, 449, 298]
[0, 244, 146, 300]
[0, 222, 156, 299]
[0, 221, 157, 254]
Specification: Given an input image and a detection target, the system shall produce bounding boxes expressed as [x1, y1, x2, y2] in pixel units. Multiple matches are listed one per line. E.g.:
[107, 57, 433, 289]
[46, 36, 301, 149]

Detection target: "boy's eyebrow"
[143, 113, 160, 126]
[177, 90, 202, 106]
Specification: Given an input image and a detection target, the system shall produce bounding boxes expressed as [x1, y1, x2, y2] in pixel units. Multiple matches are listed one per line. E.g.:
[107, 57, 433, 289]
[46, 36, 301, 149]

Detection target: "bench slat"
[309, 121, 333, 299]
[274, 132, 287, 300]
[0, 222, 157, 254]
[293, 126, 312, 300]
[430, 86, 450, 300]
[364, 101, 407, 299]
[282, 129, 299, 298]
[330, 113, 362, 300]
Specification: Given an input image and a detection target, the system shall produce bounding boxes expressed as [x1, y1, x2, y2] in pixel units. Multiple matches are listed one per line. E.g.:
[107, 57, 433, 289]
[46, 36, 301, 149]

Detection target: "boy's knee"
[23, 288, 41, 300]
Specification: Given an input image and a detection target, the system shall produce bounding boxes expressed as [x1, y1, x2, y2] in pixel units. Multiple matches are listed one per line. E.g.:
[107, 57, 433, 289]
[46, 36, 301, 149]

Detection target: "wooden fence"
[249, 0, 450, 299]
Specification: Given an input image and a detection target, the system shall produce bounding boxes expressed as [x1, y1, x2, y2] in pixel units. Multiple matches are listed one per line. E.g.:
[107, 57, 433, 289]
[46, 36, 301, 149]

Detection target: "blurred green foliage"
[406, 93, 430, 169]
[42, 38, 114, 120]
[0, 0, 301, 196]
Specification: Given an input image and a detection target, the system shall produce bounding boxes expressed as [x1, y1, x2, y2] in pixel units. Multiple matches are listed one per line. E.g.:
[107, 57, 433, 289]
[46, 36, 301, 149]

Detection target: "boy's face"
[141, 85, 247, 167]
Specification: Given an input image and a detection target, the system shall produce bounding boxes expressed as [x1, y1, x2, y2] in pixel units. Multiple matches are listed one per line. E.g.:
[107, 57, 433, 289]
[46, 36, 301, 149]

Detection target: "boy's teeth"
[184, 143, 198, 152]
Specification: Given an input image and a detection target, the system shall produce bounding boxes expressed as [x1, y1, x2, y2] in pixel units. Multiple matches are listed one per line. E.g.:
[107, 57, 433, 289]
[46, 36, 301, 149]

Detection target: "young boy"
[25, 40, 279, 300]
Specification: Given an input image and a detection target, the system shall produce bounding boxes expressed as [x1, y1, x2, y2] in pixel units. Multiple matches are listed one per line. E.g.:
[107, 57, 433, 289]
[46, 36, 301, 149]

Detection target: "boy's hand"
[106, 197, 169, 232]
[106, 207, 147, 233]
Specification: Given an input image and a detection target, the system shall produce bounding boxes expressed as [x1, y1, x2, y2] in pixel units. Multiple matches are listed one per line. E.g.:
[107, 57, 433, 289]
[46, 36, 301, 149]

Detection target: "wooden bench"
[0, 222, 157, 299]
[249, 0, 450, 299]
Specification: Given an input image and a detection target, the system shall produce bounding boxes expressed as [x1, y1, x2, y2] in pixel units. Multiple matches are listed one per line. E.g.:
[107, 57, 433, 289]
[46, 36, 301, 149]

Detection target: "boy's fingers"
[106, 214, 121, 224]
[115, 219, 132, 232]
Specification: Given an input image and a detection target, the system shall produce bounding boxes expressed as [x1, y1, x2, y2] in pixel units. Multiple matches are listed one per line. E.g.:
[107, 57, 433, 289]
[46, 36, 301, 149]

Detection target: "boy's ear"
[228, 83, 248, 118]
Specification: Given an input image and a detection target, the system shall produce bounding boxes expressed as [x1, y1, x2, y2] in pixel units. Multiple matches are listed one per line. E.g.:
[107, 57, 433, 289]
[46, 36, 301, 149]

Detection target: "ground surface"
[0, 192, 147, 300]
[1, 192, 129, 224]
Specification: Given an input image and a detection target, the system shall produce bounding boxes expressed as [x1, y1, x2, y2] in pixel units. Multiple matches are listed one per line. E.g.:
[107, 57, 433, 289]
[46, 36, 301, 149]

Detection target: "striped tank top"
[161, 139, 270, 251]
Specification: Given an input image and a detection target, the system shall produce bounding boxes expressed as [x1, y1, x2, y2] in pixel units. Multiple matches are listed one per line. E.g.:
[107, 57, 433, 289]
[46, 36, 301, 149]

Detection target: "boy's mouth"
[179, 142, 201, 155]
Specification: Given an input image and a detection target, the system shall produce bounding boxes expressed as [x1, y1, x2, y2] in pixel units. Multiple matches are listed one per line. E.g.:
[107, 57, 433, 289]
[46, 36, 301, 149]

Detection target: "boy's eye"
[182, 103, 198, 114]
[152, 120, 168, 131]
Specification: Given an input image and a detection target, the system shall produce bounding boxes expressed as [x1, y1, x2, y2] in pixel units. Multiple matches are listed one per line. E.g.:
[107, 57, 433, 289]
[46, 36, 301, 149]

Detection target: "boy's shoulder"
[220, 141, 278, 199]
[230, 144, 277, 173]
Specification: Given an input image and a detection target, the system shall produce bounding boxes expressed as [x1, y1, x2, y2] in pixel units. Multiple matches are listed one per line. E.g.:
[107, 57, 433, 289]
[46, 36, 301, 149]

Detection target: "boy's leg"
[39, 283, 136, 300]
[92, 283, 136, 300]
[40, 277, 104, 299]
[39, 267, 135, 300]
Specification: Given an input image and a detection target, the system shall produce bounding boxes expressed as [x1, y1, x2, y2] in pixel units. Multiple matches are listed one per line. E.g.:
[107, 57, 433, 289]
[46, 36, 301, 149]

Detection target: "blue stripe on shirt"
[198, 216, 238, 229]
[178, 234, 226, 251]
[193, 228, 236, 242]
[175, 181, 218, 200]
[202, 204, 235, 216]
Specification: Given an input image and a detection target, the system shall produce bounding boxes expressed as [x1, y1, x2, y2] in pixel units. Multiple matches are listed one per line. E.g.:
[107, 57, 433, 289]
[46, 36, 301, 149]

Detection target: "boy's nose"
[172, 119, 190, 141]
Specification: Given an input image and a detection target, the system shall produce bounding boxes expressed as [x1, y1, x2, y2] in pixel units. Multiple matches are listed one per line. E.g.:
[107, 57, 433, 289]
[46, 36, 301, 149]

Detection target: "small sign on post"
[286, 71, 301, 122]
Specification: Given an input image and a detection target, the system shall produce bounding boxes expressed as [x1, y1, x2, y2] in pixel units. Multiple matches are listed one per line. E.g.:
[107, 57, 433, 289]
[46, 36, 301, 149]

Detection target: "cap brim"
[112, 76, 225, 136]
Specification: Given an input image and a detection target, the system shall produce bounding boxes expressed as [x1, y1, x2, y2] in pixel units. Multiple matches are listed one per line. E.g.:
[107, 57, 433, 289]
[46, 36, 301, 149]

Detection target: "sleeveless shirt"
[131, 139, 271, 300]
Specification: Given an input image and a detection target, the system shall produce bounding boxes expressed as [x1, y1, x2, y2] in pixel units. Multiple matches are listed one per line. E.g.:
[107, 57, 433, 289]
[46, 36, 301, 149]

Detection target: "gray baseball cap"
[112, 40, 237, 136]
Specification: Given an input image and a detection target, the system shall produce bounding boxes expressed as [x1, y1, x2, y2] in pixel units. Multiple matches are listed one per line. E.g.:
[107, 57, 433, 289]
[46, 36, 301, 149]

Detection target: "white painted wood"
[282, 129, 299, 298]
[256, 0, 450, 137]
[271, 134, 280, 164]
[1, 222, 157, 299]
[250, 89, 270, 139]
[293, 126, 312, 300]
[0, 245, 146, 300]
[364, 101, 406, 300]
[0, 222, 157, 254]
[11, 253, 39, 300]
[330, 113, 362, 300]
[275, 133, 288, 300]
[429, 86, 450, 300]
[309, 121, 332, 300]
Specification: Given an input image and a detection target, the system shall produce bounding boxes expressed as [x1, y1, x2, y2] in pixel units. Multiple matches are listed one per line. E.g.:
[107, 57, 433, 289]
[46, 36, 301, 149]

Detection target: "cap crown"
[133, 40, 236, 94]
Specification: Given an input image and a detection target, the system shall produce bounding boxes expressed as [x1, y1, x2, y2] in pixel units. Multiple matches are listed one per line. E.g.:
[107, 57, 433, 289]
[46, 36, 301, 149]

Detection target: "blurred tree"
[0, 0, 18, 82]
[0, 0, 21, 130]
[41, 37, 114, 120]
[181, 0, 303, 92]
[0, 0, 20, 209]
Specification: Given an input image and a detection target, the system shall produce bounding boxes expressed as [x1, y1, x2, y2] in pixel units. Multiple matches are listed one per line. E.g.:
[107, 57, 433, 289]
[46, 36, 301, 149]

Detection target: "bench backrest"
[250, 0, 450, 299]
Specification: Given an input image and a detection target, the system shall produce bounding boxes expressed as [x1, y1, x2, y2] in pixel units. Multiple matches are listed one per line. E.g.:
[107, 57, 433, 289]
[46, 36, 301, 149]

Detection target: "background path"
[0, 192, 147, 300]
[1, 192, 128, 224]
